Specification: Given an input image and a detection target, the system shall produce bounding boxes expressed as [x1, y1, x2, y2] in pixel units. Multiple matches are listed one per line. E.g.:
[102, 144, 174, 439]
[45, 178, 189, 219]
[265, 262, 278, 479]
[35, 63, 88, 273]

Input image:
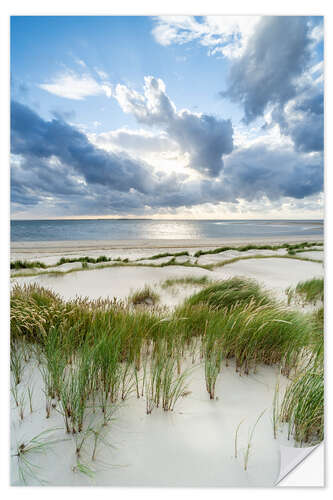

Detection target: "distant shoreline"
[11, 218, 324, 222]
[11, 235, 324, 255]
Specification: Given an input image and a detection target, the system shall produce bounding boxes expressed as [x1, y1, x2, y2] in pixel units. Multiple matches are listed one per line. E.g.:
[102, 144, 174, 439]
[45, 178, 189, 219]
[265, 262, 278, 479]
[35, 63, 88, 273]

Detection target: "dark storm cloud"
[11, 101, 155, 195]
[271, 87, 324, 153]
[11, 101, 323, 215]
[115, 77, 233, 177]
[170, 110, 233, 177]
[11, 181, 41, 207]
[222, 145, 323, 200]
[221, 16, 315, 123]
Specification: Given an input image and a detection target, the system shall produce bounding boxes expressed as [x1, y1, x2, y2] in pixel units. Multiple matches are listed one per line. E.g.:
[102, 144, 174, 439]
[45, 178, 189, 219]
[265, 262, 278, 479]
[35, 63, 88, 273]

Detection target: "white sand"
[294, 250, 324, 260]
[196, 248, 288, 266]
[11, 266, 211, 308]
[213, 258, 324, 303]
[10, 238, 324, 486]
[10, 356, 293, 487]
[12, 255, 324, 308]
[11, 236, 323, 264]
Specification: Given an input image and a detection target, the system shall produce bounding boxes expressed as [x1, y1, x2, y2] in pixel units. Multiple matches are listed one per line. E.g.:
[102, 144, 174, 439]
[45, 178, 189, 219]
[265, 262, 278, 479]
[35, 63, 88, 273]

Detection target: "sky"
[10, 15, 324, 219]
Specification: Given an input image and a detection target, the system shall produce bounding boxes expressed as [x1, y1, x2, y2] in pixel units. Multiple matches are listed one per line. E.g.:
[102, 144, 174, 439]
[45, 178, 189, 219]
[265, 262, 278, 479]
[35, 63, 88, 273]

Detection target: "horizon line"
[10, 217, 324, 222]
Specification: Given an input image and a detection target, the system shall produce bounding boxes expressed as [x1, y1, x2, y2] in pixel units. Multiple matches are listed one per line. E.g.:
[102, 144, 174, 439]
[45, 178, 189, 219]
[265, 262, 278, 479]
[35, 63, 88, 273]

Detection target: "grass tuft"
[287, 278, 324, 306]
[280, 369, 324, 445]
[185, 277, 272, 310]
[161, 276, 212, 289]
[11, 260, 47, 270]
[129, 286, 160, 306]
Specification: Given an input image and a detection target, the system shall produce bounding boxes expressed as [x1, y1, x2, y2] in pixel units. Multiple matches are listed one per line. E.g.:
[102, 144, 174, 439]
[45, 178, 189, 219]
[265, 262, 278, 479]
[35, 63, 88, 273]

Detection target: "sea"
[10, 219, 324, 242]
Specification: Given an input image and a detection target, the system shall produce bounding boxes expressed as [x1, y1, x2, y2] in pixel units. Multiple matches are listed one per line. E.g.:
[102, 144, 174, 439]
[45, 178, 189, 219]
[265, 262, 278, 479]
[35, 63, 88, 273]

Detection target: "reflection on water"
[11, 219, 323, 242]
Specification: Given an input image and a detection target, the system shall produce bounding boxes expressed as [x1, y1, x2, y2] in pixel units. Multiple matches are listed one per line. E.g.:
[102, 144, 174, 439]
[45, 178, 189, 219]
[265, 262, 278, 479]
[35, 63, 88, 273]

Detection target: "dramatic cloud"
[222, 145, 323, 201]
[114, 76, 233, 177]
[90, 128, 177, 155]
[152, 16, 260, 58]
[271, 84, 324, 153]
[39, 70, 112, 100]
[152, 16, 324, 155]
[221, 16, 319, 123]
[11, 101, 323, 217]
[11, 101, 156, 196]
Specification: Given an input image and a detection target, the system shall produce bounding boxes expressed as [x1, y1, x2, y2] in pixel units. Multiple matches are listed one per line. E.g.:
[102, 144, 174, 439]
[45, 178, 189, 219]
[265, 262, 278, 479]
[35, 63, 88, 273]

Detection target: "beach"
[10, 236, 324, 486]
[11, 236, 324, 305]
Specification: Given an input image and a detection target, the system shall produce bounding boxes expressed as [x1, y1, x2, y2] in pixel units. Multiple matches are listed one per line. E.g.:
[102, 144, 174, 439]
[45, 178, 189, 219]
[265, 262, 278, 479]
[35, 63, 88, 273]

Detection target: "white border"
[1, 1, 331, 498]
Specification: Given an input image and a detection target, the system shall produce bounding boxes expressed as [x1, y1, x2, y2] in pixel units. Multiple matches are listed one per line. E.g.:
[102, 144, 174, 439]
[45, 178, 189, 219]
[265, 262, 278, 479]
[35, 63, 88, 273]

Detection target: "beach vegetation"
[11, 246, 323, 279]
[193, 241, 320, 258]
[11, 260, 47, 270]
[244, 410, 266, 471]
[137, 251, 189, 261]
[160, 275, 212, 289]
[286, 277, 324, 306]
[10, 272, 324, 478]
[27, 383, 34, 413]
[129, 286, 160, 306]
[280, 369, 324, 445]
[12, 428, 63, 485]
[10, 340, 24, 385]
[185, 277, 272, 310]
[234, 419, 245, 459]
[11, 382, 19, 407]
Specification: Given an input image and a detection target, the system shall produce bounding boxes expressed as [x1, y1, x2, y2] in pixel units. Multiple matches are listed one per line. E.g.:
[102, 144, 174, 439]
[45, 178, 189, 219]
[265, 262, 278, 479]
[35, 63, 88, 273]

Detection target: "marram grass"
[10, 274, 324, 473]
[160, 275, 212, 289]
[287, 277, 324, 306]
[280, 369, 324, 445]
[185, 277, 272, 310]
[193, 241, 321, 258]
[129, 285, 160, 306]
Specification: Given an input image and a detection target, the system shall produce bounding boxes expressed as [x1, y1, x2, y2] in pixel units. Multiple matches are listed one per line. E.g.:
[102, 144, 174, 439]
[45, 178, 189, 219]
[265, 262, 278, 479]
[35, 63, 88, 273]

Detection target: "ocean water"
[11, 219, 323, 242]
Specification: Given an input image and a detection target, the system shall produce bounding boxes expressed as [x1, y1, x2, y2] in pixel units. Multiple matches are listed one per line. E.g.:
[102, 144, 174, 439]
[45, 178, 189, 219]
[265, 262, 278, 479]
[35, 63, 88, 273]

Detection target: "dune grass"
[137, 250, 189, 261]
[11, 248, 323, 279]
[11, 252, 190, 271]
[10, 340, 24, 385]
[129, 285, 160, 306]
[12, 428, 64, 485]
[287, 277, 324, 306]
[10, 273, 324, 478]
[244, 410, 266, 471]
[11, 280, 319, 378]
[160, 276, 212, 289]
[145, 340, 190, 413]
[185, 277, 272, 310]
[280, 369, 324, 445]
[10, 256, 212, 278]
[10, 255, 129, 271]
[11, 241, 323, 276]
[194, 241, 321, 258]
[294, 247, 323, 254]
[11, 260, 47, 270]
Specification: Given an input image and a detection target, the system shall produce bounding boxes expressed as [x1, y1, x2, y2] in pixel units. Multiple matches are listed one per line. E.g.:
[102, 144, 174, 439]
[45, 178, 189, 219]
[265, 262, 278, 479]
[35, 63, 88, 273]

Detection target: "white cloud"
[88, 126, 192, 178]
[152, 16, 260, 59]
[95, 68, 109, 80]
[113, 76, 233, 177]
[90, 127, 177, 154]
[310, 22, 324, 44]
[39, 70, 112, 100]
[75, 58, 87, 68]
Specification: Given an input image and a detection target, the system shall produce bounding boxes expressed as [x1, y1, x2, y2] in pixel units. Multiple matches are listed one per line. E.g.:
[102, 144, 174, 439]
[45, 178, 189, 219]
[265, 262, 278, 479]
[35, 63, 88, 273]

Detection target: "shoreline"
[11, 235, 324, 255]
